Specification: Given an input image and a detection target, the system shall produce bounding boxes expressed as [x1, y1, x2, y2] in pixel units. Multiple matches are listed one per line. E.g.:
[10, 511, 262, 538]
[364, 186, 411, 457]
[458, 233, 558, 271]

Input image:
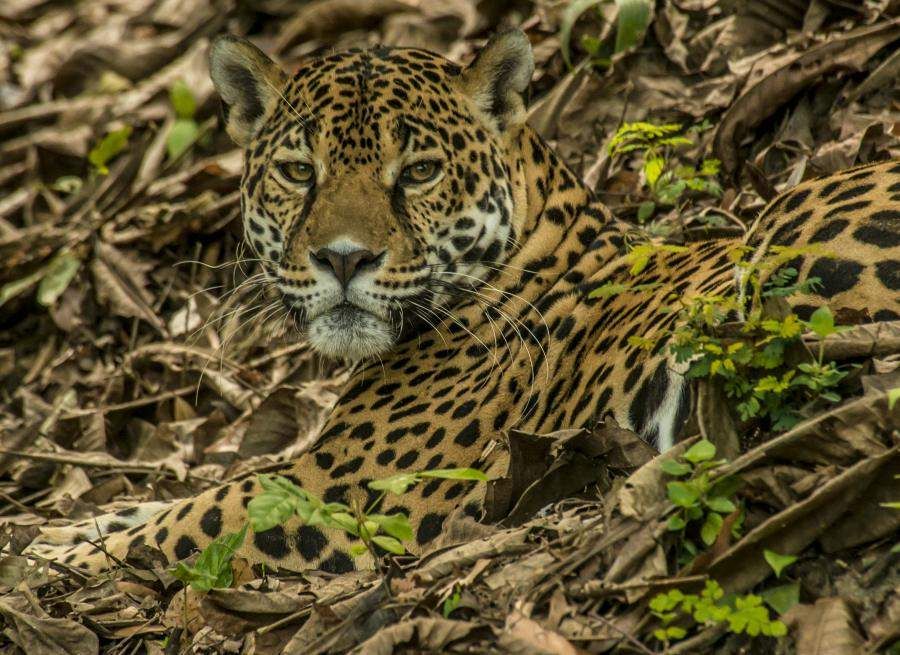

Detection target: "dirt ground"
[0, 0, 899, 653]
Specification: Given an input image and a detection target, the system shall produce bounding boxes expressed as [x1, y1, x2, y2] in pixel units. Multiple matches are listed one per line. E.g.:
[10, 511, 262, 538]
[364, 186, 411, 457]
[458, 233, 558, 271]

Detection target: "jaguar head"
[209, 31, 534, 360]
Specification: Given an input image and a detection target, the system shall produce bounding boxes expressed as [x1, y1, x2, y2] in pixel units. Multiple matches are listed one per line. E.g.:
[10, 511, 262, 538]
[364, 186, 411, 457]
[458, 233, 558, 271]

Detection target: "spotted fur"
[24, 32, 900, 573]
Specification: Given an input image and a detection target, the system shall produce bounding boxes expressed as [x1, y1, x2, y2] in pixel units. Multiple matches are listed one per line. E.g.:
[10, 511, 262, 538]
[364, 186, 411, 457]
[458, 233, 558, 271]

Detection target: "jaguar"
[25, 30, 900, 574]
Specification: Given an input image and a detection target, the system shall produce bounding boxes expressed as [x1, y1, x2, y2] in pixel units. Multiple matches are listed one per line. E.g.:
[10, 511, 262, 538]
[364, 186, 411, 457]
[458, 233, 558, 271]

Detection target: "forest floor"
[0, 0, 899, 653]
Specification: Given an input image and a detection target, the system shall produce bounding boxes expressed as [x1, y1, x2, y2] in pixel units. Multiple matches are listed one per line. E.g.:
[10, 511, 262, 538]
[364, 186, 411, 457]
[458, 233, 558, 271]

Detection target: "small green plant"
[667, 247, 849, 431]
[650, 580, 787, 648]
[171, 524, 248, 592]
[0, 249, 82, 310]
[248, 468, 487, 560]
[608, 121, 722, 222]
[662, 440, 742, 561]
[763, 549, 796, 579]
[88, 125, 132, 175]
[167, 80, 200, 161]
[442, 586, 462, 617]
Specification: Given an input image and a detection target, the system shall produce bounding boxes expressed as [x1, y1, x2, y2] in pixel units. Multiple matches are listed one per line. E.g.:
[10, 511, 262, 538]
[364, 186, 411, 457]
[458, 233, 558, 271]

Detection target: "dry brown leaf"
[499, 610, 587, 655]
[91, 242, 165, 333]
[788, 598, 865, 655]
[352, 617, 488, 655]
[714, 20, 900, 176]
[0, 596, 100, 655]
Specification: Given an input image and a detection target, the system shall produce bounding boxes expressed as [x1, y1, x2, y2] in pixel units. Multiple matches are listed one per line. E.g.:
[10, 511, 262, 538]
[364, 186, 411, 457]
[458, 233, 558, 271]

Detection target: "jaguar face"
[210, 32, 534, 360]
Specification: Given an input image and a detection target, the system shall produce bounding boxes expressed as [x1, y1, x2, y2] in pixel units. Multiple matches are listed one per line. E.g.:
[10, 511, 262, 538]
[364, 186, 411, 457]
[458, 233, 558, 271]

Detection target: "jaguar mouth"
[306, 302, 396, 361]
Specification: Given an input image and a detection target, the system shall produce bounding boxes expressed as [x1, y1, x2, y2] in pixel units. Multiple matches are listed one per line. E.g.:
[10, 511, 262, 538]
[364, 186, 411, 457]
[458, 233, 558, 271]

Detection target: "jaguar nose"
[310, 247, 383, 287]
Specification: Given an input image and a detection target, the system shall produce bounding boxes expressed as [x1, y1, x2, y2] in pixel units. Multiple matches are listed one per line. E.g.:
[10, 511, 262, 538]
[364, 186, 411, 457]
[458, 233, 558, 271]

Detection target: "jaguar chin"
[306, 303, 397, 361]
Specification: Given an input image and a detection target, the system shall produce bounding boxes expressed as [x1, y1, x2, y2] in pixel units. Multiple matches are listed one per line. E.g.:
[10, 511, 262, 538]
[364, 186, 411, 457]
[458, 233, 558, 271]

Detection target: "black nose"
[310, 247, 382, 286]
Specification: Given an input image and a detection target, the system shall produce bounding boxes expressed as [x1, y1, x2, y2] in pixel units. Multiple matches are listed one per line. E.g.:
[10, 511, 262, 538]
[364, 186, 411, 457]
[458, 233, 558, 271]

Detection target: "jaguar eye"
[276, 161, 315, 185]
[399, 160, 441, 185]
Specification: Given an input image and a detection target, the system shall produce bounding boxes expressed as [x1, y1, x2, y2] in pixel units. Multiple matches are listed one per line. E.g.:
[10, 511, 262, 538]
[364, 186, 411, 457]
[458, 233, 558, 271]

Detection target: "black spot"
[324, 484, 350, 504]
[875, 260, 899, 290]
[829, 183, 875, 204]
[215, 487, 229, 502]
[116, 507, 139, 517]
[106, 521, 127, 533]
[241, 479, 255, 493]
[315, 452, 335, 470]
[330, 456, 365, 478]
[254, 525, 290, 559]
[175, 502, 193, 521]
[396, 450, 419, 468]
[200, 507, 223, 538]
[425, 428, 446, 448]
[320, 550, 354, 573]
[454, 419, 480, 446]
[451, 400, 476, 419]
[417, 512, 446, 545]
[155, 528, 168, 546]
[807, 258, 864, 298]
[350, 423, 375, 440]
[296, 525, 328, 561]
[376, 448, 396, 465]
[853, 210, 900, 247]
[174, 535, 198, 560]
[783, 188, 810, 212]
[809, 219, 849, 243]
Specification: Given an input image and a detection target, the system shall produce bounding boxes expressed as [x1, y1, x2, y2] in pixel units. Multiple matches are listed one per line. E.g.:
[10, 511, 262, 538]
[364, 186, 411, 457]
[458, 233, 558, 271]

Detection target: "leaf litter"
[0, 0, 898, 653]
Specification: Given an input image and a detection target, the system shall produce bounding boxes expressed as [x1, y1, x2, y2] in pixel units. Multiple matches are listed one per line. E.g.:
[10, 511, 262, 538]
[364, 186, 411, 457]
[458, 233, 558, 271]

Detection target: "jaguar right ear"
[209, 35, 287, 147]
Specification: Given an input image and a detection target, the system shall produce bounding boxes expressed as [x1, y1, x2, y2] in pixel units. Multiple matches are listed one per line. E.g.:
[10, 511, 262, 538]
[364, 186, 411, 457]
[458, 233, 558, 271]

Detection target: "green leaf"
[171, 524, 247, 592]
[666, 515, 686, 531]
[368, 472, 420, 495]
[442, 589, 461, 618]
[368, 513, 413, 542]
[247, 479, 300, 533]
[667, 481, 700, 508]
[37, 251, 81, 306]
[349, 543, 368, 558]
[0, 267, 47, 309]
[559, 0, 604, 68]
[660, 459, 691, 477]
[89, 126, 132, 174]
[888, 387, 900, 410]
[763, 549, 797, 578]
[613, 0, 652, 53]
[704, 496, 736, 514]
[419, 468, 488, 482]
[644, 156, 665, 187]
[51, 175, 82, 194]
[700, 511, 723, 546]
[637, 200, 656, 223]
[589, 282, 630, 299]
[665, 626, 686, 640]
[683, 439, 716, 463]
[371, 535, 406, 555]
[166, 118, 200, 161]
[807, 306, 837, 339]
[761, 582, 799, 615]
[169, 80, 197, 119]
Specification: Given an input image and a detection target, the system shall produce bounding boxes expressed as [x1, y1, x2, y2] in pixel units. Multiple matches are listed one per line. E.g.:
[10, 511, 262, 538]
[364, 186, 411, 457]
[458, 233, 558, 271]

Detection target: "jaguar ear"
[209, 35, 287, 147]
[459, 29, 534, 132]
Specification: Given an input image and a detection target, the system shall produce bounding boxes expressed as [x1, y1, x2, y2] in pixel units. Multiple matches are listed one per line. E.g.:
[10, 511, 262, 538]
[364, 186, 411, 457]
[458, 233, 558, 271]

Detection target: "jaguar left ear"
[209, 35, 287, 147]
[459, 29, 534, 132]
